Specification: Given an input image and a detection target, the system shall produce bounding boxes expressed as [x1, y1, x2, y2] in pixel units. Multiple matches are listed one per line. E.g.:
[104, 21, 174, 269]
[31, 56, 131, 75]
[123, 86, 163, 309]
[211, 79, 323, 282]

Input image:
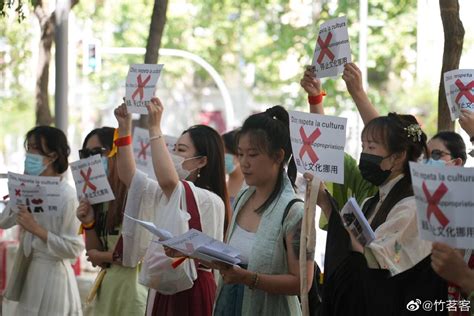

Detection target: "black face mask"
[358, 153, 392, 186]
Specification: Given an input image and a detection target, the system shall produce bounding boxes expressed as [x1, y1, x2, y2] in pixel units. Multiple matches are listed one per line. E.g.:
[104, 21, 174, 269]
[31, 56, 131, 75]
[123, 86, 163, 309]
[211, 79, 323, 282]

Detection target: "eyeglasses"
[79, 147, 107, 159]
[430, 149, 451, 161]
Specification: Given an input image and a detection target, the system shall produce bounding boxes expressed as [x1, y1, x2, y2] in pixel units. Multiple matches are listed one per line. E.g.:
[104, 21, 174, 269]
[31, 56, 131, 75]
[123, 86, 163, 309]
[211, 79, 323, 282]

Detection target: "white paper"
[409, 162, 474, 249]
[70, 154, 115, 205]
[124, 214, 174, 240]
[289, 110, 347, 183]
[443, 69, 474, 120]
[311, 16, 352, 78]
[7, 172, 61, 215]
[340, 198, 375, 246]
[125, 64, 164, 114]
[161, 229, 243, 266]
[132, 127, 178, 180]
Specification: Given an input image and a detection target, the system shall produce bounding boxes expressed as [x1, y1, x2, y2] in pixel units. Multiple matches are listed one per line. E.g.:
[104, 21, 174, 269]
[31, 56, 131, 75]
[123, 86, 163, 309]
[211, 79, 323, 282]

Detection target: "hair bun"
[265, 105, 289, 125]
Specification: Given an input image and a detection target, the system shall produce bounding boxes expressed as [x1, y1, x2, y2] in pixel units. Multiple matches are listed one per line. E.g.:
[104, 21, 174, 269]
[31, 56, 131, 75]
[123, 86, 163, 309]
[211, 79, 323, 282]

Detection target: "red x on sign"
[138, 141, 150, 160]
[299, 126, 321, 164]
[132, 74, 151, 101]
[454, 79, 474, 104]
[317, 32, 335, 64]
[422, 181, 449, 228]
[80, 167, 97, 193]
[15, 189, 21, 197]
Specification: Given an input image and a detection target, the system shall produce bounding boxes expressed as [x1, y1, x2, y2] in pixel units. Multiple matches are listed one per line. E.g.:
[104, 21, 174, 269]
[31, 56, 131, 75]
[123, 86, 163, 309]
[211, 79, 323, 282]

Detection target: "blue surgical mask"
[224, 153, 236, 174]
[423, 158, 446, 167]
[101, 157, 109, 174]
[24, 153, 47, 176]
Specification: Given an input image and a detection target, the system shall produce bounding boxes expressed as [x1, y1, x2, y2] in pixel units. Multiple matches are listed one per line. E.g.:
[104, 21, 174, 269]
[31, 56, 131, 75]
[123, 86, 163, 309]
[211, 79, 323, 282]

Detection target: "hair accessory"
[404, 124, 422, 142]
[273, 116, 277, 120]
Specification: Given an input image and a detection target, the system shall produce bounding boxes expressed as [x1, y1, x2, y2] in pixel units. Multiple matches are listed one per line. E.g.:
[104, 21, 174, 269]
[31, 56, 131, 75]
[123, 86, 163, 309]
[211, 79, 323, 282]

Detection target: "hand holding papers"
[340, 198, 375, 246]
[125, 215, 245, 266]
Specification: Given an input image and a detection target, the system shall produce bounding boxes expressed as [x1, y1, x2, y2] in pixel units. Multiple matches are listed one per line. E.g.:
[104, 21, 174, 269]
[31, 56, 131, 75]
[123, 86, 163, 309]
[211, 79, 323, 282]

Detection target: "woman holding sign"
[75, 127, 147, 316]
[0, 126, 84, 316]
[114, 98, 230, 316]
[213, 106, 314, 316]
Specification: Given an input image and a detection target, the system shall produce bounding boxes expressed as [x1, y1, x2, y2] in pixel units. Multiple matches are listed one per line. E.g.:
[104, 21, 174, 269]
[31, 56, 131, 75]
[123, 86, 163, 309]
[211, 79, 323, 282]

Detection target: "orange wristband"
[114, 135, 132, 147]
[308, 91, 327, 105]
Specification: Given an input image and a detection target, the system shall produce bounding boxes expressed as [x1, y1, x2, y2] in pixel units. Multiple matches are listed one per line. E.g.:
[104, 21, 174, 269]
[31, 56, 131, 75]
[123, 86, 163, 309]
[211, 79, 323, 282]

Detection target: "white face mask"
[170, 153, 201, 180]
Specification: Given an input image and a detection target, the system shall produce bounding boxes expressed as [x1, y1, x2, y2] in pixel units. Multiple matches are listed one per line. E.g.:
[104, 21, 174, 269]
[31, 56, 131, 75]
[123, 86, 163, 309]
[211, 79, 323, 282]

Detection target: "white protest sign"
[444, 69, 474, 120]
[70, 154, 115, 205]
[289, 111, 347, 184]
[7, 172, 61, 214]
[125, 64, 164, 114]
[312, 16, 351, 78]
[409, 162, 474, 249]
[133, 127, 178, 179]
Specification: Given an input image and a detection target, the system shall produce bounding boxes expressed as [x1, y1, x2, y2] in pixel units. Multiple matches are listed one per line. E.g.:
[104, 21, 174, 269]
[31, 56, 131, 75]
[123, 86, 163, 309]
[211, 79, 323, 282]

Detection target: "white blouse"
[227, 224, 256, 264]
[121, 169, 225, 267]
[365, 175, 432, 276]
[0, 178, 84, 316]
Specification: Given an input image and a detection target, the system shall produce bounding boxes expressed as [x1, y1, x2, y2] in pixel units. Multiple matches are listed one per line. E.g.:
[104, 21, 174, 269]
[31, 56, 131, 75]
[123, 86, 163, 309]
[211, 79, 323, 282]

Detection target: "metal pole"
[55, 0, 70, 132]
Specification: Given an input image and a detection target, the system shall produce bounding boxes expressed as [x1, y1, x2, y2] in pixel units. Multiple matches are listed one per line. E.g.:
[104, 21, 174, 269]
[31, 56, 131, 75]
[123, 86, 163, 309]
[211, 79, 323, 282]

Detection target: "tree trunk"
[34, 0, 79, 126]
[34, 5, 54, 126]
[438, 0, 464, 132]
[138, 0, 169, 128]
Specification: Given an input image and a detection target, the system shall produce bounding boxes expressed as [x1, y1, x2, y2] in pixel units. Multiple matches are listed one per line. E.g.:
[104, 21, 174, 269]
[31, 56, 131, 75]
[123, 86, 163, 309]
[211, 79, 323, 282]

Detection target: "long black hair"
[82, 127, 127, 238]
[183, 125, 231, 234]
[237, 105, 297, 214]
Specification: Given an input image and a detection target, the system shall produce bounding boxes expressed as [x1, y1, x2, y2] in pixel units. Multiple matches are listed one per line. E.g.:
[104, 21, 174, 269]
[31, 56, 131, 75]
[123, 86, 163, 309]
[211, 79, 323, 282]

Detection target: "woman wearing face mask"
[114, 98, 230, 316]
[75, 127, 147, 316]
[0, 126, 84, 316]
[425, 131, 467, 167]
[222, 129, 245, 206]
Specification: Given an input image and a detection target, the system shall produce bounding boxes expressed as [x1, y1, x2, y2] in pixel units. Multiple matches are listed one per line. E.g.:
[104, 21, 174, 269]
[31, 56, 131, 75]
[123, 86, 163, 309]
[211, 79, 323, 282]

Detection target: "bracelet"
[149, 134, 163, 141]
[249, 272, 259, 290]
[114, 135, 132, 147]
[308, 91, 327, 105]
[83, 220, 95, 230]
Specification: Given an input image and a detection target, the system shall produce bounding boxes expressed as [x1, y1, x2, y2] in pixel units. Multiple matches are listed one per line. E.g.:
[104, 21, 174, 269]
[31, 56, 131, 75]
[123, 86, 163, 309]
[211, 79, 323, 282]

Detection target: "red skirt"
[148, 270, 216, 316]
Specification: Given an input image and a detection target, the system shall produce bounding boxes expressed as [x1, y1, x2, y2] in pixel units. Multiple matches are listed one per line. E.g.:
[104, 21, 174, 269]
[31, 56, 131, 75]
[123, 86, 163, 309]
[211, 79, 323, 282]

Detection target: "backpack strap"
[282, 198, 304, 250]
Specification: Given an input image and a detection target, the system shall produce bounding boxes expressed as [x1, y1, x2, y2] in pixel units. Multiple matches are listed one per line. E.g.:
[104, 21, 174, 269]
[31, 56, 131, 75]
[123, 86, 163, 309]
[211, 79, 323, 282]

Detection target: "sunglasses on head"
[430, 149, 451, 161]
[79, 147, 107, 159]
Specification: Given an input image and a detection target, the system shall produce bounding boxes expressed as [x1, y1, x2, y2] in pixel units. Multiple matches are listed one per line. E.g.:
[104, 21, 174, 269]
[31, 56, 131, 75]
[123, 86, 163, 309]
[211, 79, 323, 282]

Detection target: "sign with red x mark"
[410, 162, 474, 249]
[444, 69, 474, 121]
[125, 64, 164, 114]
[422, 181, 449, 228]
[132, 127, 178, 180]
[7, 172, 60, 215]
[71, 154, 115, 205]
[289, 111, 347, 184]
[312, 16, 351, 78]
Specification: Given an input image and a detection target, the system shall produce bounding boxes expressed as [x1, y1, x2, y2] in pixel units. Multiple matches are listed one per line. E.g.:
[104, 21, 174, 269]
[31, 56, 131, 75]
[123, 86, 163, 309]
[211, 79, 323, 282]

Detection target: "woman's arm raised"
[114, 103, 136, 188]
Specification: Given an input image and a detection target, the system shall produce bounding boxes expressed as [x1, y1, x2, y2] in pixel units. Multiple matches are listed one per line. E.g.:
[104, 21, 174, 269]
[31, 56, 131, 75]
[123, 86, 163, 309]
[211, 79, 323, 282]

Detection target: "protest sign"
[311, 16, 351, 78]
[70, 154, 115, 204]
[7, 172, 60, 214]
[289, 110, 347, 183]
[133, 127, 178, 179]
[444, 69, 474, 120]
[409, 162, 474, 249]
[125, 64, 164, 114]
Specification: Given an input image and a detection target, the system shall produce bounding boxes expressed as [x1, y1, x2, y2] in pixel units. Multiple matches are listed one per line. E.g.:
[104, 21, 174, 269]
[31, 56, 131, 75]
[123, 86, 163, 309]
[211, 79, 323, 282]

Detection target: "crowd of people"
[0, 62, 473, 316]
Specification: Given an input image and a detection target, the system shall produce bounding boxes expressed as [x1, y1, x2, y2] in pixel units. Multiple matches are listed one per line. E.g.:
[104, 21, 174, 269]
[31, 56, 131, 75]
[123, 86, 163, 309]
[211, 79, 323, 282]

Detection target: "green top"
[92, 233, 148, 316]
[320, 153, 377, 229]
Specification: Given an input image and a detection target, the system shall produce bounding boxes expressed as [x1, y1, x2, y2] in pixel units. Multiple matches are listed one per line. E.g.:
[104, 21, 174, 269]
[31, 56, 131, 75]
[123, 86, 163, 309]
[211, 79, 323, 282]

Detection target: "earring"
[197, 169, 201, 178]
